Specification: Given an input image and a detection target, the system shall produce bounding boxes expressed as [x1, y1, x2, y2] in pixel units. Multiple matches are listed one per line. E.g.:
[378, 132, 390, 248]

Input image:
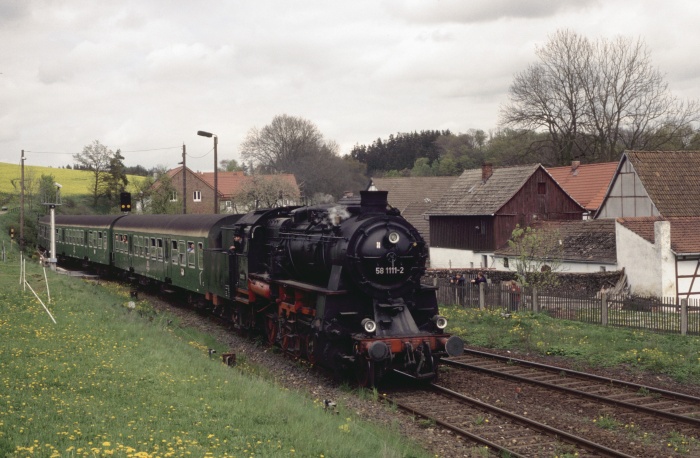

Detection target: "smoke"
[326, 206, 351, 226]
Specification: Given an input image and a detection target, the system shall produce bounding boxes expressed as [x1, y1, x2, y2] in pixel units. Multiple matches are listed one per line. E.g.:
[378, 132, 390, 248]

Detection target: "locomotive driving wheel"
[265, 315, 277, 345]
[356, 357, 376, 388]
[303, 334, 318, 364]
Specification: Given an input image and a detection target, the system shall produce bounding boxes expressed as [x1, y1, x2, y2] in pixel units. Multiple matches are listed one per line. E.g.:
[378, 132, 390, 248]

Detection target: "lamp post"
[197, 130, 218, 214]
[178, 143, 186, 214]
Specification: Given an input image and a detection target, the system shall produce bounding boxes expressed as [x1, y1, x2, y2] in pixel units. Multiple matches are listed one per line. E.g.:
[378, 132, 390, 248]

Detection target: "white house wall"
[431, 248, 616, 274]
[615, 221, 676, 297]
[492, 256, 616, 274]
[429, 247, 495, 269]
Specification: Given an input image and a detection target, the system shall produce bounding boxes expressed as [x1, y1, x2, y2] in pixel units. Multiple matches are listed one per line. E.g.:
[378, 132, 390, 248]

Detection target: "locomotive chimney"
[360, 190, 388, 213]
[481, 162, 493, 182]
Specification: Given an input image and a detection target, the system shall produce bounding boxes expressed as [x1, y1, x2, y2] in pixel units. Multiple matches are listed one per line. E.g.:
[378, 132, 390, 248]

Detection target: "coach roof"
[112, 214, 243, 237]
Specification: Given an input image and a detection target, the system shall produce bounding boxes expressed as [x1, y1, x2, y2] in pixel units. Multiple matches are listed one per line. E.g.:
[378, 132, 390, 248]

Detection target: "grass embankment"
[0, 257, 429, 458]
[442, 305, 700, 384]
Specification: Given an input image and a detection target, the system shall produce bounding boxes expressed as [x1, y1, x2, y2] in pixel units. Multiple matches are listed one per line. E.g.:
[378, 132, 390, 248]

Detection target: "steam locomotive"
[38, 191, 463, 385]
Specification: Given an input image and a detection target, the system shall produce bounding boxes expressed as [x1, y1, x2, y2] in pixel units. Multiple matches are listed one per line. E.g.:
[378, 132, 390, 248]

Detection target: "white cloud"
[0, 0, 699, 171]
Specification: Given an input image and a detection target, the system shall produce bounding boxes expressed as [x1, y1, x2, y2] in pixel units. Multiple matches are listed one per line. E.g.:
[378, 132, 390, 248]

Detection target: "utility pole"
[182, 144, 187, 214]
[20, 150, 25, 252]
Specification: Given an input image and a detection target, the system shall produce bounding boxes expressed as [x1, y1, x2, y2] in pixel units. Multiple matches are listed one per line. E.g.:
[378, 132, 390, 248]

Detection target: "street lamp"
[197, 130, 218, 214]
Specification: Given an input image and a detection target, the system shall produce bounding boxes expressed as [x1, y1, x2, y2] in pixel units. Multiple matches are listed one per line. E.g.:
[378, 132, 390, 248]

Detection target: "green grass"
[0, 161, 146, 197]
[442, 305, 700, 384]
[0, 258, 430, 457]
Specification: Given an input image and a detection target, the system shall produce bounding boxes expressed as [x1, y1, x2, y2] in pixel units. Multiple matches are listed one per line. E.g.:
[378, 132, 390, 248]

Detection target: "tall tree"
[105, 149, 129, 205]
[73, 140, 113, 206]
[220, 158, 245, 172]
[241, 114, 366, 198]
[500, 29, 700, 164]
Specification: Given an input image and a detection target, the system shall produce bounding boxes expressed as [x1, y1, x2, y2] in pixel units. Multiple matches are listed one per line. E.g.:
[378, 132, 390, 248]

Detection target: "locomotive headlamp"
[432, 315, 448, 330]
[361, 318, 377, 334]
[387, 231, 400, 244]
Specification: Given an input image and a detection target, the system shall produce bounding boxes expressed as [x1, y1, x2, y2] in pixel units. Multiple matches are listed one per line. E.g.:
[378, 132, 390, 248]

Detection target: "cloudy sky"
[2, 0, 699, 173]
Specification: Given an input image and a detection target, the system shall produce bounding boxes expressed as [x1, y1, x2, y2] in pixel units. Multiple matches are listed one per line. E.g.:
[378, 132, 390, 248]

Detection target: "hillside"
[0, 161, 146, 197]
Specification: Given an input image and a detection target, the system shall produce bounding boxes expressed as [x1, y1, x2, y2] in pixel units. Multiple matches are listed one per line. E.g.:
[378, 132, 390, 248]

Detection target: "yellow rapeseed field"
[0, 162, 146, 197]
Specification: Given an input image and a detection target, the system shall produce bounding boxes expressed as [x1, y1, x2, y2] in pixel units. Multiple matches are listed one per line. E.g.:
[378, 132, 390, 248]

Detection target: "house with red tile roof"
[547, 161, 617, 216]
[155, 166, 300, 214]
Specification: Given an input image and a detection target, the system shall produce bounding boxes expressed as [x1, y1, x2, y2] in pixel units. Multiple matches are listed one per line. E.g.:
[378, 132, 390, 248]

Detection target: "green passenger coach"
[110, 214, 243, 294]
[39, 215, 125, 267]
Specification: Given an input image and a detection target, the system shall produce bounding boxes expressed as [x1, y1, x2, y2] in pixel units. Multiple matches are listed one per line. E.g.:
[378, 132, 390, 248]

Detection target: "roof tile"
[427, 164, 541, 216]
[625, 151, 700, 217]
[547, 162, 617, 211]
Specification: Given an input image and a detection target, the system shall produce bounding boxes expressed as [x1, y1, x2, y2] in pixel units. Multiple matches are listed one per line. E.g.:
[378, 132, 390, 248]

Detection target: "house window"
[503, 258, 509, 268]
[481, 255, 488, 268]
[600, 266, 606, 272]
[537, 182, 546, 194]
[193, 191, 202, 202]
[169, 191, 178, 202]
[225, 201, 232, 209]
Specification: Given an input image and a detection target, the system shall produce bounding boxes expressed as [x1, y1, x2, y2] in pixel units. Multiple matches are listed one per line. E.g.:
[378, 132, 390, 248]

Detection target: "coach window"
[178, 241, 186, 265]
[88, 231, 93, 247]
[171, 241, 179, 264]
[197, 242, 204, 269]
[187, 241, 195, 268]
[150, 238, 156, 259]
[98, 231, 103, 249]
[157, 238, 164, 261]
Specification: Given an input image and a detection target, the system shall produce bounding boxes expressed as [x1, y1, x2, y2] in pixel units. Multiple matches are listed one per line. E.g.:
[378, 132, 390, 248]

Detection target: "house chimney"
[571, 161, 581, 172]
[481, 163, 493, 182]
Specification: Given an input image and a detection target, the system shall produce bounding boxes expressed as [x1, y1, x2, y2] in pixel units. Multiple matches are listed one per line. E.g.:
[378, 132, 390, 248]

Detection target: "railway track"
[389, 378, 637, 457]
[444, 349, 700, 432]
[383, 348, 700, 457]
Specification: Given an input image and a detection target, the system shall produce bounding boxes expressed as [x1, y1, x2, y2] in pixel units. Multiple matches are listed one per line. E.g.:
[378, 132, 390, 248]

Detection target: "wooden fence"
[433, 279, 700, 336]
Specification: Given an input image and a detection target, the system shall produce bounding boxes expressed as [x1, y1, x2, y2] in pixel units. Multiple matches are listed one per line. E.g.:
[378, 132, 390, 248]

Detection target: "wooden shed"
[426, 164, 584, 269]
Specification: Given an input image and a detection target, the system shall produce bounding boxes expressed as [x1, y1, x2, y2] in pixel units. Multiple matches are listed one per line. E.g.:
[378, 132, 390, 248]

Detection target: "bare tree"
[233, 175, 300, 211]
[501, 30, 700, 164]
[241, 114, 326, 173]
[241, 114, 368, 198]
[73, 140, 113, 205]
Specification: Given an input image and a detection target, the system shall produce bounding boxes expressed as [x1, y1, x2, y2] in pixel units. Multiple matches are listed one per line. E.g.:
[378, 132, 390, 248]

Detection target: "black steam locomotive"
[39, 191, 463, 385]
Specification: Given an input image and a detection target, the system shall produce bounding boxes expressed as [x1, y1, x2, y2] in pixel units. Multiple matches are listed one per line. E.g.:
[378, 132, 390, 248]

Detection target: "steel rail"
[445, 350, 700, 427]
